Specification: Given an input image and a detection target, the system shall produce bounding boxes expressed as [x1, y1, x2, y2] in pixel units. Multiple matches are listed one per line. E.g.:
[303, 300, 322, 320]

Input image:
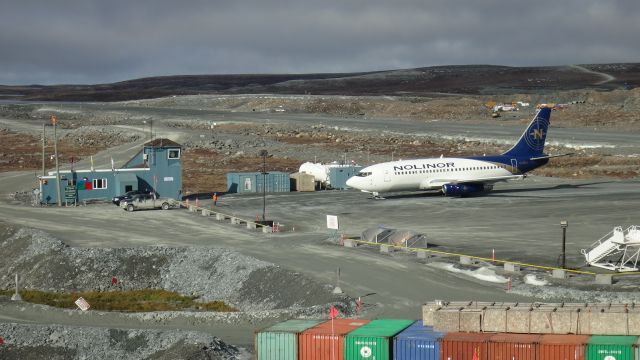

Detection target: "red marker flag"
[329, 306, 339, 319]
[51, 115, 57, 125]
[472, 347, 479, 360]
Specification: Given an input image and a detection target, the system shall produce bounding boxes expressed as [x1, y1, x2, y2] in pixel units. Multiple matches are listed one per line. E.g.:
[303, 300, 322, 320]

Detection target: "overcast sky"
[2, 0, 639, 85]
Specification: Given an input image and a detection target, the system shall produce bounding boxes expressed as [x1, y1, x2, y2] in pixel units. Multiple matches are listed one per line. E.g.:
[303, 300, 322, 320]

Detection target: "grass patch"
[0, 289, 237, 312]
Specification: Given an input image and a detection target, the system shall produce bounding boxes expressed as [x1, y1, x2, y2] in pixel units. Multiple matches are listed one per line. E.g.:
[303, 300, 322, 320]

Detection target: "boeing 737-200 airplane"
[346, 107, 565, 197]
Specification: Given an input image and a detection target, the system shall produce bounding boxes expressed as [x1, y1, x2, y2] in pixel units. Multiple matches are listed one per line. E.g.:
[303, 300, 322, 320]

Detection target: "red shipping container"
[539, 334, 589, 360]
[299, 319, 369, 360]
[441, 332, 492, 360]
[488, 333, 540, 360]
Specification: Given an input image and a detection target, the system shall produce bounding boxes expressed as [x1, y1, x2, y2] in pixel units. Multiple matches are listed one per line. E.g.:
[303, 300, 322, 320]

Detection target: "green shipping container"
[586, 335, 638, 360]
[255, 319, 324, 360]
[344, 319, 414, 360]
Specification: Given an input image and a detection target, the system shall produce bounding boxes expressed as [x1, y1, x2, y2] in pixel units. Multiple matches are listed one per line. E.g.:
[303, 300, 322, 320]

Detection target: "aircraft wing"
[425, 175, 524, 188]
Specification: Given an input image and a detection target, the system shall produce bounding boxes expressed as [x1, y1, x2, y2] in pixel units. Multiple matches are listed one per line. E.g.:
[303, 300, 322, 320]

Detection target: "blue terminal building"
[39, 139, 182, 204]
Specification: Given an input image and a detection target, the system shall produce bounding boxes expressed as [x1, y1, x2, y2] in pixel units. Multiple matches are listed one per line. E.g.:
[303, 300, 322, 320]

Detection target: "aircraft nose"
[346, 176, 358, 189]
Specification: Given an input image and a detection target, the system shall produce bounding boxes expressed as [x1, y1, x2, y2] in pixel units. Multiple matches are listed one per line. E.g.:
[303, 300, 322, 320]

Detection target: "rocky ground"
[1, 90, 639, 357]
[0, 323, 248, 360]
[2, 90, 640, 193]
[0, 224, 353, 316]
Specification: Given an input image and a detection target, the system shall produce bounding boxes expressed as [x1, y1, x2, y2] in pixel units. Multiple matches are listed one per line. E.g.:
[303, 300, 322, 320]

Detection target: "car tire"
[127, 204, 134, 212]
[161, 202, 170, 210]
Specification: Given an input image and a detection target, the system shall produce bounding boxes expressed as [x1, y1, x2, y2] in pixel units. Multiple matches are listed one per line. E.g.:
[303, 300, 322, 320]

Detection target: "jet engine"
[442, 183, 493, 197]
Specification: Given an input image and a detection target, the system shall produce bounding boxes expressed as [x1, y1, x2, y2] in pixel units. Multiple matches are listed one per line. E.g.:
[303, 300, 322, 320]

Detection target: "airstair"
[581, 226, 640, 272]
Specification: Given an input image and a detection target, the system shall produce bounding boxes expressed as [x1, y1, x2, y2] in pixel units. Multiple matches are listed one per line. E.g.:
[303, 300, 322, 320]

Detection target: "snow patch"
[432, 263, 508, 283]
[523, 274, 548, 286]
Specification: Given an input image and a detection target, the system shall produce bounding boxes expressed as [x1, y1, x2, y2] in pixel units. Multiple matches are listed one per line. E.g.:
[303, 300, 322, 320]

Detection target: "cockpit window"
[356, 171, 372, 177]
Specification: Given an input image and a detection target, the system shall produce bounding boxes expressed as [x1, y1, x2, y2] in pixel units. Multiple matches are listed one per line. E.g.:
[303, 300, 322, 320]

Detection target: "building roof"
[144, 138, 181, 148]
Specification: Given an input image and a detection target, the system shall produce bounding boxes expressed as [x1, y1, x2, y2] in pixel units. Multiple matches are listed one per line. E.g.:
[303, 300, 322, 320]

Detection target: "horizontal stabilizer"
[529, 153, 573, 161]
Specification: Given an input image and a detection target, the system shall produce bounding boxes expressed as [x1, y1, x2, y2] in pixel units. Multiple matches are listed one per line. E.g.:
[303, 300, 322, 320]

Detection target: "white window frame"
[93, 178, 107, 189]
[168, 148, 181, 159]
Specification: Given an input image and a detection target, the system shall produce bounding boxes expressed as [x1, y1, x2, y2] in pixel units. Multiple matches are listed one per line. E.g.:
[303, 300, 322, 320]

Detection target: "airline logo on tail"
[524, 113, 549, 152]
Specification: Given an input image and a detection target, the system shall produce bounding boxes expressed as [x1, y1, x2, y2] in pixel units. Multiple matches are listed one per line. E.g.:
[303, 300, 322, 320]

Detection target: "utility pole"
[259, 150, 268, 222]
[143, 119, 153, 141]
[41, 123, 46, 176]
[560, 220, 568, 269]
[52, 116, 62, 207]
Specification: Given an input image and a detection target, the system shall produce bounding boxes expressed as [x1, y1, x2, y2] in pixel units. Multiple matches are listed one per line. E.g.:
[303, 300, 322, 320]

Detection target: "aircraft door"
[384, 169, 391, 182]
[510, 158, 518, 173]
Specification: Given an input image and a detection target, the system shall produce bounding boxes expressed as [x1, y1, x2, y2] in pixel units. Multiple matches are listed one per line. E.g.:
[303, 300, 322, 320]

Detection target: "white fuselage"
[345, 157, 516, 193]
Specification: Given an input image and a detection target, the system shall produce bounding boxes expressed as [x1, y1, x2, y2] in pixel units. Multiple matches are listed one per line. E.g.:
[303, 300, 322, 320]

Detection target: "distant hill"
[1, 63, 639, 102]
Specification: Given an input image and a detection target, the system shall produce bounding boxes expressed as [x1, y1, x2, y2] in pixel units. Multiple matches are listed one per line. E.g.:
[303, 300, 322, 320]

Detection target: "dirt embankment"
[0, 225, 353, 315]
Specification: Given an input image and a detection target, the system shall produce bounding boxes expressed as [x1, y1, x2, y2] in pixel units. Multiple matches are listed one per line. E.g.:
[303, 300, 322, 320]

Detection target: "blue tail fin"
[502, 107, 551, 158]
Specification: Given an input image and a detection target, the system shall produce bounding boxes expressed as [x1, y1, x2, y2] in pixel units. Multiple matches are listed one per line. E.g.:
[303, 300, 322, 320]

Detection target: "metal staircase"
[581, 226, 640, 272]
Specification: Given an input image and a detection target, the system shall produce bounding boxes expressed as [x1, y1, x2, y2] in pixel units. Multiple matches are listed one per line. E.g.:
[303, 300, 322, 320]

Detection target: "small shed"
[289, 172, 315, 192]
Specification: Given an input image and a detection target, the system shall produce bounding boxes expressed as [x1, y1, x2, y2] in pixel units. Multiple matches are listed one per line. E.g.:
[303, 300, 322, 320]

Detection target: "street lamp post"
[560, 220, 568, 269]
[259, 150, 268, 222]
[143, 119, 153, 141]
[52, 116, 61, 207]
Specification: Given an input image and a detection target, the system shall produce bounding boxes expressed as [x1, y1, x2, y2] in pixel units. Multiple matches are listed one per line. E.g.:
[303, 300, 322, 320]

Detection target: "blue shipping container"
[227, 172, 290, 193]
[393, 320, 444, 360]
[329, 166, 362, 190]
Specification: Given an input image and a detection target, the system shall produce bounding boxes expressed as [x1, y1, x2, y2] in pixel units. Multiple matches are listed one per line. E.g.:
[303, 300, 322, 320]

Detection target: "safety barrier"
[180, 200, 277, 233]
[342, 238, 640, 281]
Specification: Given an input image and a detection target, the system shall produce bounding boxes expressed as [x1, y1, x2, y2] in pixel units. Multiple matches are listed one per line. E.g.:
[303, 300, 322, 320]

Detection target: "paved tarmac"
[1, 103, 639, 348]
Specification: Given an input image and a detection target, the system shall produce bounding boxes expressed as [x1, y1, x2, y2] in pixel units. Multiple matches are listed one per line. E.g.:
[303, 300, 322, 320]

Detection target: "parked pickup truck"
[120, 194, 180, 212]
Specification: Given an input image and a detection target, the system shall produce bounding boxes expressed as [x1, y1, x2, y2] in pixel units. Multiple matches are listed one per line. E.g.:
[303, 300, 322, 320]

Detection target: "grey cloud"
[1, 0, 639, 84]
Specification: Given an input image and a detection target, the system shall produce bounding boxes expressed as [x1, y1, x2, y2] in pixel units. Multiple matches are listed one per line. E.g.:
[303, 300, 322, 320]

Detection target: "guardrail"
[180, 200, 282, 233]
[342, 238, 640, 280]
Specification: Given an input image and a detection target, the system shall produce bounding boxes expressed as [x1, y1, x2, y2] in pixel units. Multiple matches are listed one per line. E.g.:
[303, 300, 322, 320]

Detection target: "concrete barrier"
[425, 301, 640, 335]
[482, 308, 507, 332]
[343, 239, 355, 248]
[188, 205, 196, 212]
[433, 311, 461, 332]
[247, 222, 257, 230]
[380, 245, 391, 253]
[459, 256, 472, 265]
[459, 310, 482, 332]
[506, 310, 530, 333]
[215, 213, 224, 221]
[629, 312, 640, 334]
[504, 263, 521, 272]
[201, 209, 210, 216]
[262, 226, 272, 233]
[552, 269, 567, 279]
[595, 274, 613, 285]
